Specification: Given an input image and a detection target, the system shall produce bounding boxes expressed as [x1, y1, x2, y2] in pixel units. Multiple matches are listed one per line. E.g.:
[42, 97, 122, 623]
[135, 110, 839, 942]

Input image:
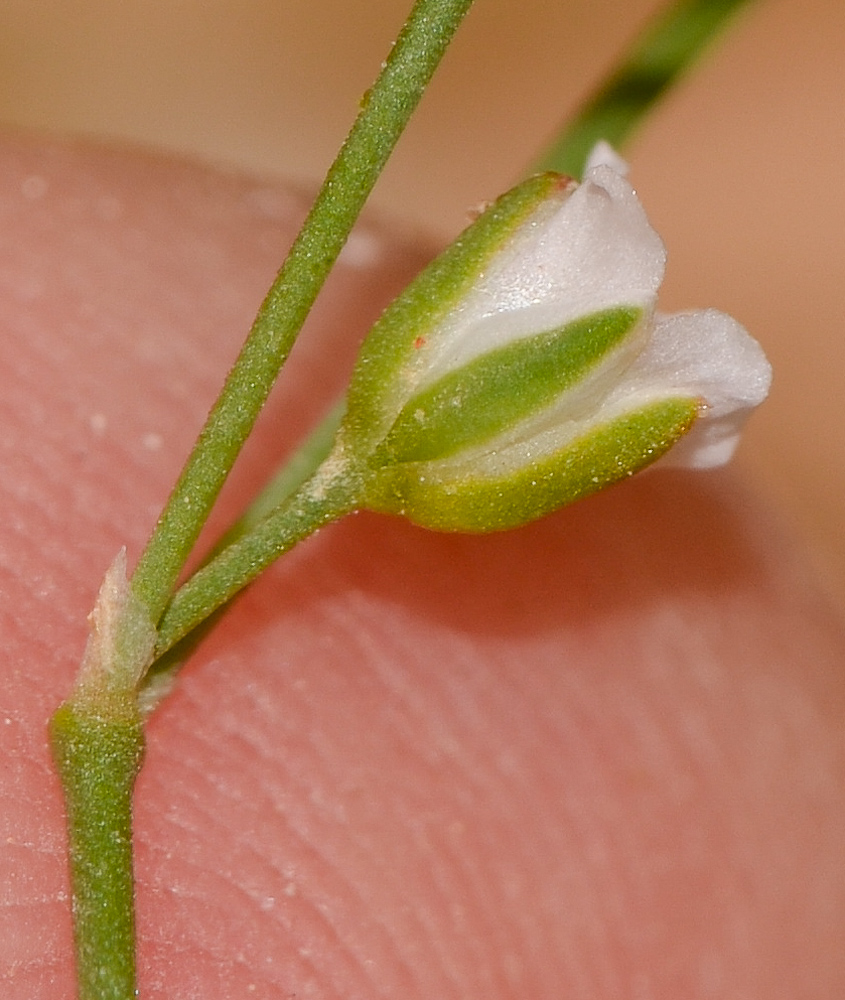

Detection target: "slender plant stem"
[532, 0, 756, 178]
[50, 703, 144, 1000]
[130, 0, 476, 627]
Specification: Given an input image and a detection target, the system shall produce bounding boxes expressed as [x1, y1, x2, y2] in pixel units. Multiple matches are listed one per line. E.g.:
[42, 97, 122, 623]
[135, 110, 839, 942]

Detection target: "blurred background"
[1, 0, 844, 599]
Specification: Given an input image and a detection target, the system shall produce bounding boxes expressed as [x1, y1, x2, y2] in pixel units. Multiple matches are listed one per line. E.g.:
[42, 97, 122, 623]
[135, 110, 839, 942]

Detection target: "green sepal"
[371, 306, 643, 465]
[344, 172, 571, 449]
[361, 396, 699, 532]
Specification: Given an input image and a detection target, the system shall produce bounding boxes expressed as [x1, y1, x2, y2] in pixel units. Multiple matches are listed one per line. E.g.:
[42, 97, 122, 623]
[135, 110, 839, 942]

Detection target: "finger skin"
[1, 135, 844, 999]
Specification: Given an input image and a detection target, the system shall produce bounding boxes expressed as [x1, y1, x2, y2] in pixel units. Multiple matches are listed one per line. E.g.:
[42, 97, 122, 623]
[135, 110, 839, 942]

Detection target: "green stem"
[50, 702, 144, 1000]
[154, 455, 362, 657]
[532, 0, 756, 178]
[130, 0, 476, 627]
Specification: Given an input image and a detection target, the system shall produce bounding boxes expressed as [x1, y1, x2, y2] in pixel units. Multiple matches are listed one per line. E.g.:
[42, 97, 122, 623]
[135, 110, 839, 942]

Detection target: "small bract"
[335, 145, 771, 532]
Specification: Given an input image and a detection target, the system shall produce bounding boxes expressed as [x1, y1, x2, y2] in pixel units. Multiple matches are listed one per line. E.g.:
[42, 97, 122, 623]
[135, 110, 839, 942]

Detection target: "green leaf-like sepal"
[372, 306, 643, 465]
[361, 397, 698, 531]
[344, 172, 574, 452]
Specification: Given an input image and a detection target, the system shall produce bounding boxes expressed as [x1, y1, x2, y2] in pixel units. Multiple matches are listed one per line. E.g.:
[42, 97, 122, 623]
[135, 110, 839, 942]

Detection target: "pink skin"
[2, 134, 845, 998]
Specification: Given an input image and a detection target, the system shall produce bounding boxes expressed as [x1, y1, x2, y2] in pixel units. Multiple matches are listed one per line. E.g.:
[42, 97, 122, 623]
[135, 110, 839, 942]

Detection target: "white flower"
[337, 147, 772, 531]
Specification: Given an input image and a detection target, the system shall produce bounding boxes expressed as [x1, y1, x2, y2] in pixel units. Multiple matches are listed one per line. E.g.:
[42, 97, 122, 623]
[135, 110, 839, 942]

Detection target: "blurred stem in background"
[534, 0, 756, 178]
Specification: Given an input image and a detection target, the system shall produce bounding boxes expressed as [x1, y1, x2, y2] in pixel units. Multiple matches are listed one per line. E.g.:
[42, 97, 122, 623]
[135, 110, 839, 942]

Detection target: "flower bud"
[337, 149, 771, 532]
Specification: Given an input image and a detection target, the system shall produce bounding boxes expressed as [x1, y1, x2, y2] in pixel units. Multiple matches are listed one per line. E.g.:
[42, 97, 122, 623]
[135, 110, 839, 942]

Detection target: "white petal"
[584, 141, 630, 176]
[602, 309, 772, 468]
[421, 166, 666, 386]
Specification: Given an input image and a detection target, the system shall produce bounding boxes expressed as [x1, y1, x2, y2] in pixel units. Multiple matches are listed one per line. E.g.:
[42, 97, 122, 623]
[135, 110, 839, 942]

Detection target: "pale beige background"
[1, 0, 843, 598]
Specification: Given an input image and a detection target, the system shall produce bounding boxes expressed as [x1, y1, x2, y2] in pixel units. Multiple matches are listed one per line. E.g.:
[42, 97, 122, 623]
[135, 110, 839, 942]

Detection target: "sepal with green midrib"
[362, 396, 699, 532]
[344, 172, 572, 445]
[372, 306, 643, 465]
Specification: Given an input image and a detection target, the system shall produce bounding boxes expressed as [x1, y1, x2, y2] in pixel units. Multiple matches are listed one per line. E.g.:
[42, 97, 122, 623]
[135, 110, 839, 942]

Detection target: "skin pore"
[2, 135, 845, 998]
